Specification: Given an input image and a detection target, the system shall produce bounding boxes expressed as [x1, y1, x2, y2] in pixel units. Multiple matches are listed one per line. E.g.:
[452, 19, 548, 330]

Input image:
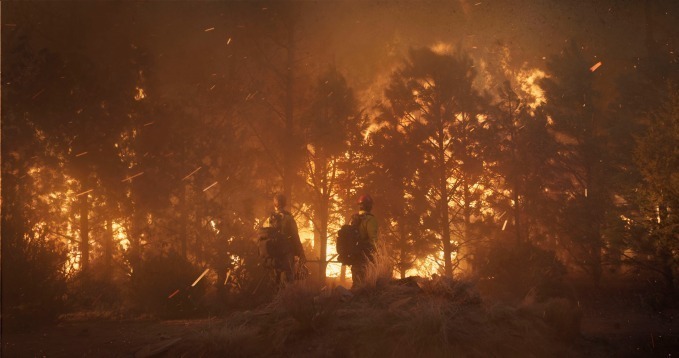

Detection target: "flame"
[515, 68, 547, 110]
[431, 42, 453, 55]
[112, 221, 130, 251]
[405, 250, 460, 277]
[134, 87, 146, 101]
[296, 210, 348, 278]
[363, 120, 389, 141]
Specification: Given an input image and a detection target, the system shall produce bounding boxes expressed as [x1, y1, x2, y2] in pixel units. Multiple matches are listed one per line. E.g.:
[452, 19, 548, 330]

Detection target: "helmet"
[273, 193, 287, 208]
[358, 194, 373, 211]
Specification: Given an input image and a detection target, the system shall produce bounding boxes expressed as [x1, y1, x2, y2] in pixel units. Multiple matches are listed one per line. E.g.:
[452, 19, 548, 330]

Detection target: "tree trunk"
[513, 180, 522, 245]
[180, 184, 188, 259]
[399, 221, 407, 279]
[319, 195, 329, 281]
[78, 193, 90, 272]
[129, 210, 143, 273]
[283, 14, 296, 203]
[439, 151, 452, 277]
[463, 178, 472, 272]
[104, 217, 114, 277]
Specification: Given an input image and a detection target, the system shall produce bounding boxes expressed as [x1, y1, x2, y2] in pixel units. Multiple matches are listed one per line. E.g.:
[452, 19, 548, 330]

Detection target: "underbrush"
[1, 232, 68, 332]
[170, 275, 585, 357]
[129, 252, 207, 319]
[475, 240, 569, 304]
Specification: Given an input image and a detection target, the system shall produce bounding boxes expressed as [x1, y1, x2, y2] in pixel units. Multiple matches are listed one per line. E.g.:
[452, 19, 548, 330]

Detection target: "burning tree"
[625, 83, 679, 293]
[539, 41, 623, 284]
[299, 67, 361, 279]
[368, 120, 439, 278]
[486, 80, 559, 246]
[379, 47, 489, 277]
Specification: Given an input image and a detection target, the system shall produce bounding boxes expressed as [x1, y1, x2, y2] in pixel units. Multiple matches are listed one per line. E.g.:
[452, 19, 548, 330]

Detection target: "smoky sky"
[3, 0, 678, 103]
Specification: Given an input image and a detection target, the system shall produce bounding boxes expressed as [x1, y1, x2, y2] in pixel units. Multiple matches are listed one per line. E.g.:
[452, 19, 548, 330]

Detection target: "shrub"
[1, 232, 68, 331]
[65, 259, 126, 313]
[128, 251, 206, 318]
[475, 240, 567, 303]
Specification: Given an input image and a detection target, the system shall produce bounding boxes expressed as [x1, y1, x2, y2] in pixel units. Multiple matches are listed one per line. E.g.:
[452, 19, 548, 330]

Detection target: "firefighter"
[262, 193, 306, 285]
[350, 194, 378, 286]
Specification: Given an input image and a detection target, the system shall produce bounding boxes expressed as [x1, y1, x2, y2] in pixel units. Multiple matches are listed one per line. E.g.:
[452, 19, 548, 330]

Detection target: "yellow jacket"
[358, 210, 378, 247]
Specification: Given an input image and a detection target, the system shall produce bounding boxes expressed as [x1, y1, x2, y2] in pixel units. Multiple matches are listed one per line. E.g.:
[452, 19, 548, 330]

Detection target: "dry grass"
[361, 243, 395, 289]
[169, 274, 585, 357]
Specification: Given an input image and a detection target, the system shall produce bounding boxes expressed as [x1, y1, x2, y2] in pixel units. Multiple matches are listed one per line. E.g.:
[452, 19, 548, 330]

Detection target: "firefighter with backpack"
[259, 193, 307, 286]
[337, 194, 378, 287]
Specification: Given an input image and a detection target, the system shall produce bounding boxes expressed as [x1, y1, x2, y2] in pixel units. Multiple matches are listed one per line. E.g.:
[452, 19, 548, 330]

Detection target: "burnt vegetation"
[2, 1, 679, 356]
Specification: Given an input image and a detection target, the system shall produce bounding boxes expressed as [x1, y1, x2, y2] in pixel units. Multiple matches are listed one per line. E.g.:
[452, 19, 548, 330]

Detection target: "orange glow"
[590, 61, 602, 72]
[515, 68, 547, 110]
[113, 222, 130, 251]
[134, 87, 146, 101]
[431, 42, 453, 55]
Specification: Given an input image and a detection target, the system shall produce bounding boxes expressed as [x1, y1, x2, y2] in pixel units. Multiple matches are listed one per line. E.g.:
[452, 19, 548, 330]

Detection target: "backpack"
[258, 213, 294, 268]
[336, 214, 369, 265]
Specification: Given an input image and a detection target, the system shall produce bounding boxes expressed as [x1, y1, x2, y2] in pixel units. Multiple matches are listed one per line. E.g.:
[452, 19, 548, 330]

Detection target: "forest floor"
[3, 283, 679, 357]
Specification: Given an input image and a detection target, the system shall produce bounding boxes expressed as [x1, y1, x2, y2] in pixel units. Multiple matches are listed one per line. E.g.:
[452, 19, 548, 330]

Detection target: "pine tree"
[381, 47, 488, 277]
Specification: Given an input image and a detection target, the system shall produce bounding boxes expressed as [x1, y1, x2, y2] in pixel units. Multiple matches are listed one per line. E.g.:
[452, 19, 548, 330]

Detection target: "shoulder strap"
[350, 213, 362, 227]
[269, 212, 283, 231]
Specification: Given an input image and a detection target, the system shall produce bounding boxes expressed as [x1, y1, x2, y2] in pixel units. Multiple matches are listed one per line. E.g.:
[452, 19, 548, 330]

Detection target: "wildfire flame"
[134, 87, 146, 101]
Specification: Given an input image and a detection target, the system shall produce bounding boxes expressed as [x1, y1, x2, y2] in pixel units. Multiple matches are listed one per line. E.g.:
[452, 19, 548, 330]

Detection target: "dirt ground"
[2, 308, 677, 358]
[1, 318, 225, 358]
[580, 310, 679, 356]
[4, 276, 679, 358]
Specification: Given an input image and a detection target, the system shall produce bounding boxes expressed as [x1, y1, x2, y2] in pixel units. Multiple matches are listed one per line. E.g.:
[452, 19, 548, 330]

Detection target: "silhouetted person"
[350, 194, 378, 287]
[262, 193, 306, 286]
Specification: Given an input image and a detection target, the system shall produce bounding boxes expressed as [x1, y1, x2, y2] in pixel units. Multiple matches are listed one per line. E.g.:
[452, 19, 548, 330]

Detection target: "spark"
[168, 289, 180, 299]
[224, 270, 231, 285]
[585, 188, 588, 197]
[143, 121, 154, 126]
[75, 151, 88, 157]
[589, 61, 602, 72]
[210, 85, 216, 90]
[245, 91, 258, 101]
[32, 88, 45, 100]
[182, 166, 202, 181]
[502, 219, 508, 231]
[121, 172, 144, 182]
[75, 189, 94, 197]
[475, 2, 482, 5]
[191, 268, 210, 287]
[227, 38, 232, 45]
[202, 181, 218, 192]
[204, 27, 215, 32]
